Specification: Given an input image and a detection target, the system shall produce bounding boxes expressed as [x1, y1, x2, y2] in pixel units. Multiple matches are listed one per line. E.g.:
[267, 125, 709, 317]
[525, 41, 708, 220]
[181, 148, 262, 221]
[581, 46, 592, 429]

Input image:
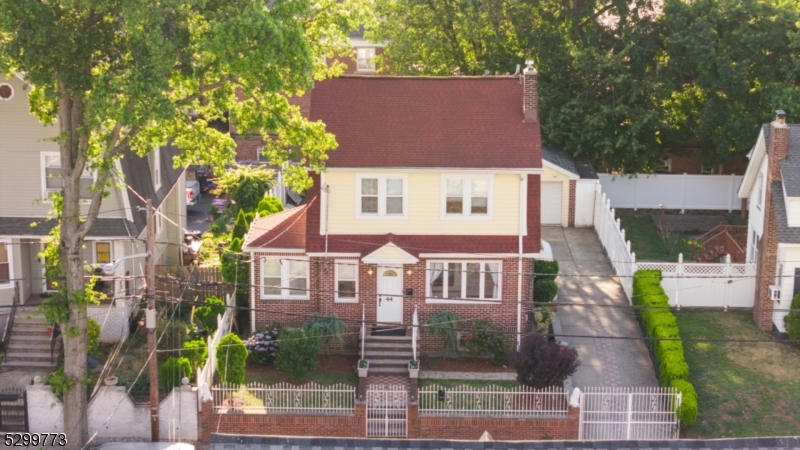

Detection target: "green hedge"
[632, 269, 697, 427]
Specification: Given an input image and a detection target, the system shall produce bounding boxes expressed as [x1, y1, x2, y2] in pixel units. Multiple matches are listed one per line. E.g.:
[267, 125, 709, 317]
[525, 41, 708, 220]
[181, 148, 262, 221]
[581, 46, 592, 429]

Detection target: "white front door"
[377, 267, 404, 323]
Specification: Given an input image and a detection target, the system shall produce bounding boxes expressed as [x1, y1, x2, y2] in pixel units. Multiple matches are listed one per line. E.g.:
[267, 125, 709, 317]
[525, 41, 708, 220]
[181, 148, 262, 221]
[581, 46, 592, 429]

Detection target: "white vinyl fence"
[418, 384, 568, 418]
[211, 382, 355, 415]
[598, 173, 743, 212]
[593, 190, 755, 307]
[197, 294, 235, 402]
[579, 387, 682, 440]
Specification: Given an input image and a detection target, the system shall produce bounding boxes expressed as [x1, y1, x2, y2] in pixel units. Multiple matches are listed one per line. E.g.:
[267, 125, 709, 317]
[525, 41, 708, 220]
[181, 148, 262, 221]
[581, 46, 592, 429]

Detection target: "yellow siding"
[325, 171, 522, 235]
[542, 165, 571, 227]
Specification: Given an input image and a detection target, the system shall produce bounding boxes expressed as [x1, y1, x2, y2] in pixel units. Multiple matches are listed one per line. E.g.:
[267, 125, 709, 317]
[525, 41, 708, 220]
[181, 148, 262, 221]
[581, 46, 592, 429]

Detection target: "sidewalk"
[542, 226, 658, 388]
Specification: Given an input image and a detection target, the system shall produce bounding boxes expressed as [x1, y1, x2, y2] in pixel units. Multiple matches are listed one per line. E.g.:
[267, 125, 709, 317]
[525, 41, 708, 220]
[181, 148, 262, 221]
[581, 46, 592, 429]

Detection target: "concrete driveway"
[542, 226, 658, 388]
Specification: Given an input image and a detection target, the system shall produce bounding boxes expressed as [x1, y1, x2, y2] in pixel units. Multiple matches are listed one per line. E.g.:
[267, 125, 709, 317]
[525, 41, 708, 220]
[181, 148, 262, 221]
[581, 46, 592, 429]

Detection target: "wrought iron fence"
[418, 384, 568, 417]
[211, 382, 356, 415]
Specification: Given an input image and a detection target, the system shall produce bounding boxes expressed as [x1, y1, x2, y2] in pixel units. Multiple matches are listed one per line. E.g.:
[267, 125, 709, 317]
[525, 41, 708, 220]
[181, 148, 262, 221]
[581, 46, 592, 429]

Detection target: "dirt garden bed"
[243, 354, 359, 386]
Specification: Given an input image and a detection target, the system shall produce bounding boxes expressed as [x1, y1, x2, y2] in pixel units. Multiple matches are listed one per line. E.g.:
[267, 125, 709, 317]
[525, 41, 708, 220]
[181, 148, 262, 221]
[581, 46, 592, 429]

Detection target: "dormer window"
[356, 48, 376, 72]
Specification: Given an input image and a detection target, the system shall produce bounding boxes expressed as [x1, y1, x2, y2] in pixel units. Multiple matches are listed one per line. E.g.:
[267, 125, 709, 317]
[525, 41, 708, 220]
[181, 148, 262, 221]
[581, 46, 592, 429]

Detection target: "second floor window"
[357, 175, 407, 218]
[260, 257, 309, 299]
[444, 176, 491, 217]
[95, 242, 112, 264]
[42, 152, 93, 201]
[0, 243, 9, 285]
[356, 48, 375, 71]
[755, 173, 764, 210]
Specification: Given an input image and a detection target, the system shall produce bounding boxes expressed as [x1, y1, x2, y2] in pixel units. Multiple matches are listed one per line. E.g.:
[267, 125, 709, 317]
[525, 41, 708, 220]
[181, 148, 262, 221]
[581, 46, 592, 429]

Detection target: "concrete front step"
[6, 341, 56, 350]
[368, 358, 411, 366]
[368, 366, 408, 374]
[364, 335, 412, 341]
[363, 350, 413, 358]
[5, 351, 55, 359]
[1, 360, 57, 368]
[363, 341, 419, 349]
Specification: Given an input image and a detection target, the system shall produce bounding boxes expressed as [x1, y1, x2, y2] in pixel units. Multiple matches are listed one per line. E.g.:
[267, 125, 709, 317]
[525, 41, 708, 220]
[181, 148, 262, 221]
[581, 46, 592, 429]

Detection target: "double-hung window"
[443, 175, 492, 218]
[260, 257, 309, 299]
[357, 175, 407, 218]
[335, 260, 358, 303]
[755, 173, 764, 210]
[427, 261, 500, 301]
[42, 152, 93, 201]
[0, 242, 10, 286]
[154, 147, 162, 190]
[356, 48, 376, 71]
[95, 242, 112, 264]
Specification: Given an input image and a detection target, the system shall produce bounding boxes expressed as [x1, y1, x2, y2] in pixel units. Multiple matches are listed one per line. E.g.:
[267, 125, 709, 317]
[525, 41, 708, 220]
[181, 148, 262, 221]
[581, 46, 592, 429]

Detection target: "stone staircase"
[363, 328, 418, 374]
[2, 309, 59, 369]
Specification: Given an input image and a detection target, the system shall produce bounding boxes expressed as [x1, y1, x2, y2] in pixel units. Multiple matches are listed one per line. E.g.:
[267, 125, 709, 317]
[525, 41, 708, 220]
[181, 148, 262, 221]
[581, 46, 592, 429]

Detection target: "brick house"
[738, 110, 800, 337]
[242, 63, 553, 363]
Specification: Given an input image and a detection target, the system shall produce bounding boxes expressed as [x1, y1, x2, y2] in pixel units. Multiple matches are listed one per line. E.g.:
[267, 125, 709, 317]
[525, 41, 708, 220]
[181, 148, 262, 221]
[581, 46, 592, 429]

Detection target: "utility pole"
[146, 199, 159, 441]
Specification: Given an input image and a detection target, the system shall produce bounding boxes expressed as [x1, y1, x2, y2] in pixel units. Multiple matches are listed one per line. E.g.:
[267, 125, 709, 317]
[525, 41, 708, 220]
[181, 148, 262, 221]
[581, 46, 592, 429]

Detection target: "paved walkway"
[542, 226, 657, 388]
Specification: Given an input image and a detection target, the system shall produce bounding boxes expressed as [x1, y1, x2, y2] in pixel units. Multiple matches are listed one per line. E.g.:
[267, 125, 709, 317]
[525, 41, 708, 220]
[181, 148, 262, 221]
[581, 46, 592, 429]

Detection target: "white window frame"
[156, 207, 164, 235]
[441, 175, 494, 220]
[755, 172, 764, 211]
[700, 164, 714, 175]
[658, 158, 672, 173]
[256, 145, 269, 162]
[355, 174, 409, 219]
[0, 239, 12, 288]
[356, 47, 376, 72]
[425, 260, 502, 304]
[154, 146, 162, 191]
[334, 259, 359, 303]
[94, 241, 113, 265]
[749, 230, 759, 263]
[259, 256, 310, 300]
[40, 152, 95, 203]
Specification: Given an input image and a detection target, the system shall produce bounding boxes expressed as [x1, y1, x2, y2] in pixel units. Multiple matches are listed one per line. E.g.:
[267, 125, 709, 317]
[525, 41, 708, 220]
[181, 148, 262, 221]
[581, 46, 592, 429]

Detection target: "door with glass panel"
[377, 268, 403, 323]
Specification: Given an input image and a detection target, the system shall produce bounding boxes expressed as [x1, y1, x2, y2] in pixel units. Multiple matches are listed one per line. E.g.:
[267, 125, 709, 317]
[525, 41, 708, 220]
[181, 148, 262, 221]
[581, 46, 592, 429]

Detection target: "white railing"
[412, 306, 418, 361]
[211, 382, 356, 415]
[418, 384, 568, 417]
[198, 294, 235, 401]
[579, 387, 682, 440]
[360, 304, 365, 361]
[598, 173, 743, 212]
[592, 189, 756, 307]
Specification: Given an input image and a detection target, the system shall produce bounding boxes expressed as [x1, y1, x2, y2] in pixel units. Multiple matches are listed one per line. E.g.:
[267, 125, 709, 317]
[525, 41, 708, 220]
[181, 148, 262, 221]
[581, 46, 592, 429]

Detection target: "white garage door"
[541, 182, 563, 225]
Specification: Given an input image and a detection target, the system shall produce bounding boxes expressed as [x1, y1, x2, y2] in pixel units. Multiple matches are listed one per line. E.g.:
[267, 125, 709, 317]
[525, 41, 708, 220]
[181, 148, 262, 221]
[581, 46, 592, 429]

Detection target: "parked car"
[186, 180, 201, 206]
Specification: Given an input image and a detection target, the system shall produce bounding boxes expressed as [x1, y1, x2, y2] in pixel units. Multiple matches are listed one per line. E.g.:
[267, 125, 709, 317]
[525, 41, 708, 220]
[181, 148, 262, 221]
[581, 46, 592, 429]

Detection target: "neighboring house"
[242, 64, 553, 360]
[737, 110, 800, 337]
[0, 74, 188, 309]
[659, 148, 748, 175]
[541, 145, 599, 227]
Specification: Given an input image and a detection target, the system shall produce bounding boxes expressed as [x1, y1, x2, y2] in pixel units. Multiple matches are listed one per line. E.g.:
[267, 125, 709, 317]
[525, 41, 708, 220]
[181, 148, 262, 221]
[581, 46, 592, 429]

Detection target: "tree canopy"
[370, 0, 800, 171]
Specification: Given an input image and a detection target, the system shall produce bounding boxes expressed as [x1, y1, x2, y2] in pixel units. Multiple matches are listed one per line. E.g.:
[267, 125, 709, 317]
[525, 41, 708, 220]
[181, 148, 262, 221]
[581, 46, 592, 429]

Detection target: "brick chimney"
[523, 60, 538, 123]
[754, 110, 791, 333]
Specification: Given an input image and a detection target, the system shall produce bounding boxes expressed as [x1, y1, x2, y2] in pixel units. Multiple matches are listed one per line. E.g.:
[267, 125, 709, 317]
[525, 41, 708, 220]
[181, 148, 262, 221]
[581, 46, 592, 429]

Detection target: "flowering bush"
[459, 320, 511, 366]
[245, 326, 280, 366]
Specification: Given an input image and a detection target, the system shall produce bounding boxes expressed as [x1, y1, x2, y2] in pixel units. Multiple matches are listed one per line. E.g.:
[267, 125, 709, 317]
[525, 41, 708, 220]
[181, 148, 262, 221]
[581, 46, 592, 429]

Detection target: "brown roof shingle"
[309, 76, 541, 169]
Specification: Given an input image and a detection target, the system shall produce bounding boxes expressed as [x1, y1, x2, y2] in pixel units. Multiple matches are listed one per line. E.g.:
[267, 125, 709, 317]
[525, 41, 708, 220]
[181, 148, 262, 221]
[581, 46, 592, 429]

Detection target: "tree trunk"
[58, 88, 90, 450]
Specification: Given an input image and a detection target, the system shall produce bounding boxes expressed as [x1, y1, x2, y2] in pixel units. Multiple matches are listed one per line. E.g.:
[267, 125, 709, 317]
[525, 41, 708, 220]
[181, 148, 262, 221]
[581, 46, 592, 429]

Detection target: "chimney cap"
[777, 110, 786, 118]
[524, 60, 536, 75]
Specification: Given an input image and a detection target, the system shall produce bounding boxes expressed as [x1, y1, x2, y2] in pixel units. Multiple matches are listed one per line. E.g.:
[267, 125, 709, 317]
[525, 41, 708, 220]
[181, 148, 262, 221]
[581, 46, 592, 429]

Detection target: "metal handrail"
[50, 323, 61, 364]
[360, 304, 365, 361]
[1, 283, 19, 363]
[412, 306, 418, 362]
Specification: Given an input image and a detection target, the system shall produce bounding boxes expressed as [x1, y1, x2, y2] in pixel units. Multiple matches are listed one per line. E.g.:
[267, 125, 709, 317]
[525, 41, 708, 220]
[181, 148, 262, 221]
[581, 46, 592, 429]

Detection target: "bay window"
[442, 175, 492, 218]
[428, 261, 500, 301]
[260, 257, 309, 299]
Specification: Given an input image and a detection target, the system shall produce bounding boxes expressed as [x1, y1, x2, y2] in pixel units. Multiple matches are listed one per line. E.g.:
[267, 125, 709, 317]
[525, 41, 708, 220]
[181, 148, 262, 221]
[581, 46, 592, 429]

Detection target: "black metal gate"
[0, 388, 28, 432]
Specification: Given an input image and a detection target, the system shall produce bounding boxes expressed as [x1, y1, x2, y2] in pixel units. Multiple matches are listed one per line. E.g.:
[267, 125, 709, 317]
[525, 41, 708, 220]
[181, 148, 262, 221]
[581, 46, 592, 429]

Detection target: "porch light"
[406, 269, 413, 276]
[367, 268, 374, 276]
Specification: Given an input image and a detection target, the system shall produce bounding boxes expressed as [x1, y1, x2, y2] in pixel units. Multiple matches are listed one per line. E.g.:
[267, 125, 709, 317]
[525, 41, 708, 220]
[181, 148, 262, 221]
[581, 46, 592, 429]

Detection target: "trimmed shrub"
[160, 357, 192, 388]
[194, 296, 226, 333]
[671, 379, 698, 426]
[87, 318, 101, 355]
[221, 237, 249, 308]
[231, 209, 249, 240]
[532, 305, 555, 334]
[257, 196, 284, 217]
[658, 352, 689, 385]
[534, 260, 559, 281]
[459, 320, 511, 366]
[275, 328, 321, 381]
[534, 279, 558, 303]
[182, 339, 208, 369]
[216, 333, 248, 385]
[512, 333, 580, 389]
[784, 292, 800, 340]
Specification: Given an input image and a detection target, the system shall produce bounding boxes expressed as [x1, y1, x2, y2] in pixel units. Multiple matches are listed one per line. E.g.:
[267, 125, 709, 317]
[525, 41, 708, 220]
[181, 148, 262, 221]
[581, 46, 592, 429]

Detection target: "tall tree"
[0, 0, 370, 447]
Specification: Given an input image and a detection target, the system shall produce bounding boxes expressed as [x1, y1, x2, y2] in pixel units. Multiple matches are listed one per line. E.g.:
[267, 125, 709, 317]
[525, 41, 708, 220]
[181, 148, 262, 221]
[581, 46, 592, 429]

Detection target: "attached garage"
[541, 182, 563, 225]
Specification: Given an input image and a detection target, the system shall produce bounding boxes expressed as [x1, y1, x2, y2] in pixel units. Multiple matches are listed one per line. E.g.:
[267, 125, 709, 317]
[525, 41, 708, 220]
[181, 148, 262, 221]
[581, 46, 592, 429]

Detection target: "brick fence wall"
[200, 401, 579, 442]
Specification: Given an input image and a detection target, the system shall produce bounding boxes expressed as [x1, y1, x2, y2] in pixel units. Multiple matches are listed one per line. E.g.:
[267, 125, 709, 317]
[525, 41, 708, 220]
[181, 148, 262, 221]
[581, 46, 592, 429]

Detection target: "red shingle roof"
[309, 76, 541, 169]
[243, 205, 307, 249]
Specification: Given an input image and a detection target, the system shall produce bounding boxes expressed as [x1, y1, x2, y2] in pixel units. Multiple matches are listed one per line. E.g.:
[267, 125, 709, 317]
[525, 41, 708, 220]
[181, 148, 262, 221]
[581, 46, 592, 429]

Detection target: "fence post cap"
[569, 387, 581, 407]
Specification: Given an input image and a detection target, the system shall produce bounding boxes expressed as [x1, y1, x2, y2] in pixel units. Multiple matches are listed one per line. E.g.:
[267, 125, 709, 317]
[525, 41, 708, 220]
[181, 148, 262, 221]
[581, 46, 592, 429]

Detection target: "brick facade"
[663, 149, 748, 175]
[567, 180, 576, 227]
[252, 253, 534, 352]
[753, 122, 790, 332]
[200, 401, 580, 442]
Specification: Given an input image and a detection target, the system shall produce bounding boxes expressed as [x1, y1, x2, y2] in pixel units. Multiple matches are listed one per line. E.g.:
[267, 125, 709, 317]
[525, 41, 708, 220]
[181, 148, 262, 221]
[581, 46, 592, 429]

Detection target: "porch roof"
[243, 205, 307, 250]
[361, 242, 418, 265]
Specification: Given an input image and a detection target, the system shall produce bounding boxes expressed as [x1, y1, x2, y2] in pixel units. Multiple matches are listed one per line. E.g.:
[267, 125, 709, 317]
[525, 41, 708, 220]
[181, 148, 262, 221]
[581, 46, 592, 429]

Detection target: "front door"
[377, 267, 403, 323]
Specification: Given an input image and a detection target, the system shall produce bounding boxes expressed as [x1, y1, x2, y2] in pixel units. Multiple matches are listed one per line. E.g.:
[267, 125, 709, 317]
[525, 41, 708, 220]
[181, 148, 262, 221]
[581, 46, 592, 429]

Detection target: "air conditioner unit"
[769, 285, 781, 301]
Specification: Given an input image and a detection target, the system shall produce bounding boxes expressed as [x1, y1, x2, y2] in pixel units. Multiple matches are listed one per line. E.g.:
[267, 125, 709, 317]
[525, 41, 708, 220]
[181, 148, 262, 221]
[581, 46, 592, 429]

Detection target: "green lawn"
[677, 310, 800, 438]
[616, 210, 697, 261]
